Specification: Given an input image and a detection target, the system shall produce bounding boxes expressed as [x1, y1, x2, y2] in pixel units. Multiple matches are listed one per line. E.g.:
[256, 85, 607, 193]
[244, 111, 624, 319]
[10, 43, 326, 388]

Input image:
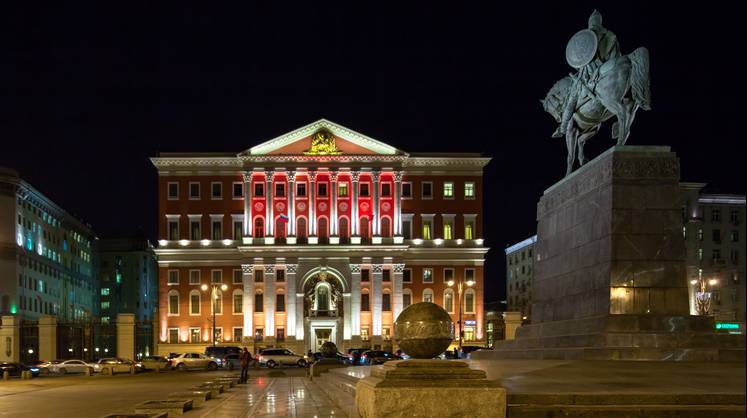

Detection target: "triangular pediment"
[240, 119, 405, 156]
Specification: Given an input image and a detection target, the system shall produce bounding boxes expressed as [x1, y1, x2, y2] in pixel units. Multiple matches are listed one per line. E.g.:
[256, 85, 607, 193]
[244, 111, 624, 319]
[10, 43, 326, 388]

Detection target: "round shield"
[565, 29, 598, 69]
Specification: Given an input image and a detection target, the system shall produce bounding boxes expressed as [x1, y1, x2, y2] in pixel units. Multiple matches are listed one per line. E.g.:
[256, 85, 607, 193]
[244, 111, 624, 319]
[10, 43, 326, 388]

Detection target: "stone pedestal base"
[355, 360, 505, 418]
[309, 358, 345, 379]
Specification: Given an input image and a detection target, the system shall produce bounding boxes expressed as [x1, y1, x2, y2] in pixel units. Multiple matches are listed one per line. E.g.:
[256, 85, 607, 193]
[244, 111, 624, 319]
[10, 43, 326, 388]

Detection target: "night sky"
[3, 2, 745, 303]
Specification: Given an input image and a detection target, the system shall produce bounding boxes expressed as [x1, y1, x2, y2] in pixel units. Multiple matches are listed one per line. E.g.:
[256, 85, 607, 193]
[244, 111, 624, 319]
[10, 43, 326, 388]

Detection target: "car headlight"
[30, 368, 39, 372]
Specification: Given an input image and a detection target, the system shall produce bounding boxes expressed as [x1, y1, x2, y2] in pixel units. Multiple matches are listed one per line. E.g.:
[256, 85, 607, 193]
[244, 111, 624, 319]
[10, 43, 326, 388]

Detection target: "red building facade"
[152, 119, 490, 354]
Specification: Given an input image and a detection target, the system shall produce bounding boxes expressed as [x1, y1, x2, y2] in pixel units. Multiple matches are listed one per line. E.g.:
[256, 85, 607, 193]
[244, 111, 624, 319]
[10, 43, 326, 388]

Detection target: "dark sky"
[3, 2, 745, 303]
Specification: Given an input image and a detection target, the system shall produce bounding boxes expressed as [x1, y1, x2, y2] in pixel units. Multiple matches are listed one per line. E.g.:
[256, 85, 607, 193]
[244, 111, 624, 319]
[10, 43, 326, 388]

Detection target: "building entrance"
[314, 328, 332, 351]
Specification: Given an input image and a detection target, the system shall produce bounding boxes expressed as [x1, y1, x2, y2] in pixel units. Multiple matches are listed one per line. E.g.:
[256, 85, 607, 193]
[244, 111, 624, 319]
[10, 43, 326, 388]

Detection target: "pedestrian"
[453, 347, 459, 359]
[352, 350, 361, 366]
[239, 347, 251, 384]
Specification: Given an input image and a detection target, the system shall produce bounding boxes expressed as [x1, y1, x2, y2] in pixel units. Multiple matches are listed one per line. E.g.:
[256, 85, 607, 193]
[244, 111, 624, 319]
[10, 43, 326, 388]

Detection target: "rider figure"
[553, 10, 621, 138]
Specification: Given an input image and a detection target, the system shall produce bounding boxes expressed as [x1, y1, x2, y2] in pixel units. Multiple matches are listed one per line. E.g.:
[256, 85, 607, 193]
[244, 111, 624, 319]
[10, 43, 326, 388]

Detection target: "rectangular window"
[254, 328, 264, 342]
[713, 229, 721, 243]
[361, 293, 370, 311]
[422, 182, 433, 199]
[233, 269, 243, 284]
[444, 268, 454, 283]
[443, 221, 453, 240]
[169, 294, 179, 315]
[698, 248, 703, 261]
[167, 182, 179, 200]
[731, 230, 739, 242]
[712, 209, 721, 222]
[190, 220, 201, 240]
[730, 249, 738, 264]
[296, 183, 306, 197]
[191, 294, 200, 315]
[211, 182, 223, 199]
[168, 328, 179, 344]
[403, 293, 411, 308]
[101, 301, 110, 310]
[360, 183, 370, 197]
[318, 183, 328, 197]
[464, 182, 475, 199]
[423, 268, 433, 283]
[382, 269, 391, 282]
[383, 293, 391, 311]
[189, 182, 200, 199]
[189, 328, 200, 343]
[233, 221, 243, 240]
[255, 294, 263, 312]
[443, 182, 454, 198]
[233, 293, 243, 314]
[465, 268, 475, 282]
[189, 270, 201, 285]
[730, 210, 739, 224]
[698, 228, 704, 241]
[402, 182, 412, 198]
[361, 327, 369, 341]
[381, 183, 391, 197]
[403, 269, 412, 283]
[276, 328, 285, 342]
[168, 270, 179, 284]
[233, 182, 243, 199]
[423, 219, 432, 240]
[211, 270, 223, 283]
[361, 269, 370, 282]
[233, 327, 243, 344]
[276, 294, 285, 312]
[712, 249, 721, 260]
[254, 270, 264, 282]
[465, 221, 474, 240]
[275, 183, 285, 197]
[101, 287, 110, 296]
[338, 183, 349, 197]
[382, 326, 391, 341]
[276, 270, 285, 282]
[465, 292, 475, 313]
[168, 220, 179, 240]
[254, 183, 264, 197]
[464, 326, 475, 341]
[402, 219, 412, 239]
[212, 219, 222, 240]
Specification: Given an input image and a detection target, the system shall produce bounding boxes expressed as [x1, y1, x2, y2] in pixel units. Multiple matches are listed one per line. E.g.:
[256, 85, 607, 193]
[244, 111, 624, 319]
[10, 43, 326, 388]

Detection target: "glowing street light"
[202, 283, 229, 346]
[447, 277, 476, 356]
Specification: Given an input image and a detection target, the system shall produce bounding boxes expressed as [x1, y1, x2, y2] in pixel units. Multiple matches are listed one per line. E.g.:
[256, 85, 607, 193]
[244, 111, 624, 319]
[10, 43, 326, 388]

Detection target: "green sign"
[715, 322, 740, 330]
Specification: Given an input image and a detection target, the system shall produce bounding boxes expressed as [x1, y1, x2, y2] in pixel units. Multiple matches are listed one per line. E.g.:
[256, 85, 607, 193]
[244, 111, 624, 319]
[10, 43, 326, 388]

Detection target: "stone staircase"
[313, 367, 361, 418]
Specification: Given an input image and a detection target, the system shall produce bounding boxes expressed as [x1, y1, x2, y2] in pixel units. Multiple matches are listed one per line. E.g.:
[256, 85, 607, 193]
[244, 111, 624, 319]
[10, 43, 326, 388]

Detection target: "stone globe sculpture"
[394, 302, 455, 359]
[320, 341, 338, 359]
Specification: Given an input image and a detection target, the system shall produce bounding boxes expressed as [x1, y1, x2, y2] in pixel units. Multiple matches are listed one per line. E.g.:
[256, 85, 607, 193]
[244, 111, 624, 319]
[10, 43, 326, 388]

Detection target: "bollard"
[130, 365, 136, 375]
[155, 364, 160, 373]
[85, 367, 92, 376]
[21, 371, 31, 380]
[2, 371, 9, 381]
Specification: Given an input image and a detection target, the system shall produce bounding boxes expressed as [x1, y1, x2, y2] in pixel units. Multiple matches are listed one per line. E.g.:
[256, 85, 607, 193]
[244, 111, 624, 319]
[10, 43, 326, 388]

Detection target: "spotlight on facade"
[104, 348, 109, 353]
[466, 280, 475, 287]
[27, 348, 34, 354]
[83, 348, 88, 352]
[158, 240, 168, 246]
[221, 284, 228, 291]
[95, 347, 100, 352]
[68, 348, 73, 352]
[690, 279, 698, 285]
[179, 239, 190, 246]
[709, 279, 718, 286]
[434, 238, 444, 246]
[456, 239, 463, 245]
[447, 280, 455, 287]
[412, 238, 423, 245]
[475, 238, 484, 245]
[201, 284, 208, 291]
[222, 239, 232, 246]
[201, 239, 211, 246]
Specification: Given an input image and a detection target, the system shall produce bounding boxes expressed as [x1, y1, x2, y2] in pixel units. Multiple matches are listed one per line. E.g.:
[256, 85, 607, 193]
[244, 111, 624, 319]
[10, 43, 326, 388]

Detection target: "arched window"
[297, 217, 307, 243]
[339, 217, 350, 243]
[464, 288, 476, 313]
[422, 288, 434, 304]
[360, 217, 370, 242]
[275, 218, 286, 242]
[168, 290, 180, 316]
[254, 218, 264, 238]
[443, 289, 454, 313]
[402, 289, 413, 309]
[233, 289, 243, 314]
[314, 282, 332, 312]
[381, 217, 392, 238]
[214, 290, 223, 315]
[189, 290, 201, 315]
[318, 217, 329, 243]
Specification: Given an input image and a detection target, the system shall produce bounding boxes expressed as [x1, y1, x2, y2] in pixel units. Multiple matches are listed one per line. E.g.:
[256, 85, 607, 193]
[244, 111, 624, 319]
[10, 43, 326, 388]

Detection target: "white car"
[258, 348, 307, 368]
[170, 352, 218, 371]
[92, 357, 142, 374]
[45, 359, 93, 375]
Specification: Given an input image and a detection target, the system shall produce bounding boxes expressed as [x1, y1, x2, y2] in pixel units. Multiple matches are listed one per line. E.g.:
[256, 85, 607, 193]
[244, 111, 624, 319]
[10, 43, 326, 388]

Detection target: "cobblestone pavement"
[199, 376, 346, 418]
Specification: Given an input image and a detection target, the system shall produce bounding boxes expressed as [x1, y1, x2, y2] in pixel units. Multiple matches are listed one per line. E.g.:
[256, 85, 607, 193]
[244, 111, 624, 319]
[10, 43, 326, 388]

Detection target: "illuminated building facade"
[505, 235, 536, 322]
[152, 119, 490, 353]
[0, 167, 97, 322]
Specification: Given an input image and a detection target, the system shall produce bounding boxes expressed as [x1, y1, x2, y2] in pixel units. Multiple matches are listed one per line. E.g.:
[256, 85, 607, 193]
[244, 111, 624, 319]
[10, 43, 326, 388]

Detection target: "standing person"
[352, 350, 361, 366]
[239, 347, 251, 384]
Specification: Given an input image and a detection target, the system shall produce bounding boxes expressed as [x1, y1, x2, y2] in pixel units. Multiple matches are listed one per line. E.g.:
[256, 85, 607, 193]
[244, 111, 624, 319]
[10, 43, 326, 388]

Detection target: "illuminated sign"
[715, 322, 740, 330]
[464, 320, 477, 325]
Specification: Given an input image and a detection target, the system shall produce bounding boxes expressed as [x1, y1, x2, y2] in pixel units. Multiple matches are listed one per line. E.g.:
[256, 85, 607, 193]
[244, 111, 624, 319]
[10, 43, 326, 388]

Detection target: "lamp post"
[690, 275, 718, 315]
[201, 283, 228, 346]
[447, 277, 475, 357]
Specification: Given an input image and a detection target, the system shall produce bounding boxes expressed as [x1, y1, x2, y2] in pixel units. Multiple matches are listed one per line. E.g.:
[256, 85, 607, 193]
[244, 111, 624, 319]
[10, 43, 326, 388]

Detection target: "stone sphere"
[320, 341, 338, 358]
[394, 302, 454, 359]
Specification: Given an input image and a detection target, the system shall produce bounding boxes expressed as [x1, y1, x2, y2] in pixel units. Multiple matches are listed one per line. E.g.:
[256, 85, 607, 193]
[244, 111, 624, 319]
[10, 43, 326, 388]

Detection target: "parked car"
[220, 353, 241, 370]
[92, 358, 143, 374]
[312, 351, 348, 364]
[170, 352, 219, 371]
[346, 347, 370, 364]
[0, 362, 38, 377]
[360, 350, 401, 365]
[460, 346, 484, 358]
[44, 359, 93, 375]
[137, 356, 171, 371]
[257, 348, 306, 368]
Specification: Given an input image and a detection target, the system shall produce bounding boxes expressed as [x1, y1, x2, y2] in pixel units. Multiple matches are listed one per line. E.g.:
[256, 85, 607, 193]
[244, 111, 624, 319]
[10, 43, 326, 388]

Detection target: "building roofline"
[505, 235, 537, 254]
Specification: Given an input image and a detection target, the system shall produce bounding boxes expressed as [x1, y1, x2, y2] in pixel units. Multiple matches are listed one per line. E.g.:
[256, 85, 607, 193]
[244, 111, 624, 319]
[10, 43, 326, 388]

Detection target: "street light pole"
[202, 283, 228, 346]
[448, 277, 475, 358]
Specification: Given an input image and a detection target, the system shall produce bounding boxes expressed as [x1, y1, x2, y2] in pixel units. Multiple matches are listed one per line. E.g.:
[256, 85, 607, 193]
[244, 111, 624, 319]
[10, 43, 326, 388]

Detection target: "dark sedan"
[360, 351, 401, 365]
[1, 362, 39, 377]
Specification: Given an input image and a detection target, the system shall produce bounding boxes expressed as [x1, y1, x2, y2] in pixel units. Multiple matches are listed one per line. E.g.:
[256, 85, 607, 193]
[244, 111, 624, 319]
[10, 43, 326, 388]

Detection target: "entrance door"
[314, 328, 332, 352]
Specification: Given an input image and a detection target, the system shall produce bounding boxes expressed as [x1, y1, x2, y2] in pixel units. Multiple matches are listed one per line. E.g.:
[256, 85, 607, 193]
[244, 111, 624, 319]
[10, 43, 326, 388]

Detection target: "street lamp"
[202, 283, 228, 346]
[447, 277, 475, 357]
[691, 275, 718, 315]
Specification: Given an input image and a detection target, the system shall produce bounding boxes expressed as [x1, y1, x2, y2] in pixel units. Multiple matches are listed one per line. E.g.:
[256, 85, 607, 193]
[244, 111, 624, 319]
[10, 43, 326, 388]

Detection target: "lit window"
[423, 268, 433, 283]
[361, 327, 370, 341]
[444, 290, 454, 312]
[189, 328, 200, 343]
[101, 301, 110, 310]
[465, 221, 474, 240]
[423, 289, 434, 303]
[464, 182, 475, 199]
[423, 220, 432, 240]
[338, 183, 349, 197]
[444, 222, 453, 240]
[443, 182, 454, 198]
[233, 292, 243, 314]
[101, 288, 110, 296]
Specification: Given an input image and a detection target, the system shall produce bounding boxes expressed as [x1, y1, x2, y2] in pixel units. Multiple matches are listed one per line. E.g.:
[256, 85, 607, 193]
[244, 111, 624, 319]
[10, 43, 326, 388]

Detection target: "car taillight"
[258, 355, 264, 361]
[362, 354, 368, 359]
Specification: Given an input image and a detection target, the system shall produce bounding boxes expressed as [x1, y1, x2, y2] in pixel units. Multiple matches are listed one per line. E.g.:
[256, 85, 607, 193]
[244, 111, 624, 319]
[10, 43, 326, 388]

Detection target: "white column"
[288, 171, 296, 237]
[394, 171, 403, 236]
[264, 265, 275, 336]
[286, 264, 297, 337]
[393, 263, 405, 320]
[309, 171, 316, 236]
[372, 264, 383, 335]
[351, 171, 359, 236]
[343, 293, 352, 340]
[242, 264, 254, 340]
[372, 171, 380, 236]
[244, 173, 252, 236]
[266, 171, 274, 236]
[295, 293, 305, 341]
[350, 264, 361, 335]
[331, 171, 338, 236]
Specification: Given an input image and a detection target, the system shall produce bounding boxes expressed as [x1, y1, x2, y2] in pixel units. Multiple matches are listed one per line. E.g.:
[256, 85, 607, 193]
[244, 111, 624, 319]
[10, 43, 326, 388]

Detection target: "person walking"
[239, 347, 251, 384]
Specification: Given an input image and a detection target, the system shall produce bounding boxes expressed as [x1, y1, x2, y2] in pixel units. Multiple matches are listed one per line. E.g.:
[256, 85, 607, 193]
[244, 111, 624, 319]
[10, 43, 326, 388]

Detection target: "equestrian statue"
[541, 10, 651, 176]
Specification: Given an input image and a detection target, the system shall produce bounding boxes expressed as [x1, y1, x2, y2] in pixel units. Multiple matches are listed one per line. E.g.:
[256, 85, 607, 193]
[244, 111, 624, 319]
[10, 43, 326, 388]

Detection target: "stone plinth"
[355, 360, 505, 418]
[0, 316, 20, 362]
[310, 358, 346, 379]
[134, 400, 192, 416]
[116, 314, 136, 361]
[38, 315, 57, 362]
[485, 146, 745, 361]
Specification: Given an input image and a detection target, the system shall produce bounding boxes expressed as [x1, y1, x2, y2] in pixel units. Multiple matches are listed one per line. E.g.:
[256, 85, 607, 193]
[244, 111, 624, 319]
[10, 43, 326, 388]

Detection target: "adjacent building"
[680, 183, 745, 329]
[152, 119, 490, 354]
[0, 167, 98, 322]
[505, 235, 536, 321]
